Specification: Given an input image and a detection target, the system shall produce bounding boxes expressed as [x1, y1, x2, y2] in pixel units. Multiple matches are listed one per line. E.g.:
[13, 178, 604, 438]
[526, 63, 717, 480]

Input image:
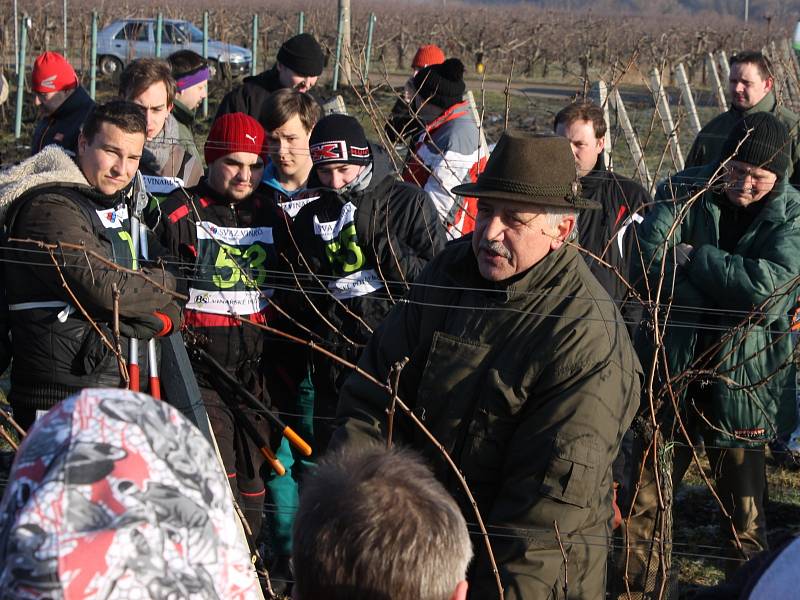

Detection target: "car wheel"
[99, 55, 123, 78]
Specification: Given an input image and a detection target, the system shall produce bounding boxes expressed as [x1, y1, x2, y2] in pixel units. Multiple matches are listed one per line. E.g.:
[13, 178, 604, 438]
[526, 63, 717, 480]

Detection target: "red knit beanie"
[32, 52, 78, 93]
[204, 113, 266, 165]
[412, 45, 445, 69]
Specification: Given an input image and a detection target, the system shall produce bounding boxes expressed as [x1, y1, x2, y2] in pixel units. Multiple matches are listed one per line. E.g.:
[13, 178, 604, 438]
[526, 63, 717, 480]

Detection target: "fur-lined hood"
[0, 145, 89, 226]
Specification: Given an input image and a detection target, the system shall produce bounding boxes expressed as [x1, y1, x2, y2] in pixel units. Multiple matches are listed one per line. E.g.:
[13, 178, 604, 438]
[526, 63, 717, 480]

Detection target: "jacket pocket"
[72, 324, 114, 376]
[539, 433, 601, 508]
[414, 331, 491, 455]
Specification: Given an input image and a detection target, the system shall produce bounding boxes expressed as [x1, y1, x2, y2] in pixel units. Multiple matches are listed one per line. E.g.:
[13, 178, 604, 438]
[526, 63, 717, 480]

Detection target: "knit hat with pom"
[413, 58, 466, 109]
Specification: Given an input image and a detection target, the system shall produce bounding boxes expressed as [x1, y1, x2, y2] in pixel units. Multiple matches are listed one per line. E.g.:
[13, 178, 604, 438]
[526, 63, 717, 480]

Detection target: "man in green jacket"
[330, 133, 642, 600]
[686, 50, 800, 186]
[621, 112, 800, 596]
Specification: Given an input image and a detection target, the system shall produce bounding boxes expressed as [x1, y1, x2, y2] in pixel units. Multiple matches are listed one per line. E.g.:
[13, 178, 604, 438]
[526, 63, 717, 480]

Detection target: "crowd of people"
[0, 31, 798, 600]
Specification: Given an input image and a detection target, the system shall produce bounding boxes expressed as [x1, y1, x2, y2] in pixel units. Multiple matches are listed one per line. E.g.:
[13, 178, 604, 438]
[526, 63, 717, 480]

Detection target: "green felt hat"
[452, 132, 601, 210]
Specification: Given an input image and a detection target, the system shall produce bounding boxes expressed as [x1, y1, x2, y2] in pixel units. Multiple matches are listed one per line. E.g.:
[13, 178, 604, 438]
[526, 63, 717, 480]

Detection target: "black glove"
[674, 243, 694, 268]
[154, 301, 182, 336]
[118, 314, 164, 340]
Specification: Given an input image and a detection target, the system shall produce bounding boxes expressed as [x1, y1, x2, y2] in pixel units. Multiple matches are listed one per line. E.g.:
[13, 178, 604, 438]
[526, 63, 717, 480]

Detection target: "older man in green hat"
[330, 133, 642, 599]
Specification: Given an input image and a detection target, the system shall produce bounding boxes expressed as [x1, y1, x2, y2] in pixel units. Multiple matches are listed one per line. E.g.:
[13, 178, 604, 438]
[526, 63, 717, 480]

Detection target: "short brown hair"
[553, 101, 606, 139]
[293, 447, 472, 600]
[730, 51, 774, 81]
[118, 58, 177, 105]
[82, 100, 147, 143]
[262, 88, 320, 133]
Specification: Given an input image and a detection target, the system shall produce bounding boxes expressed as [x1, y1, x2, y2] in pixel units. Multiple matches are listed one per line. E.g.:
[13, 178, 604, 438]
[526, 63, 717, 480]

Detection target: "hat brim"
[451, 182, 601, 210]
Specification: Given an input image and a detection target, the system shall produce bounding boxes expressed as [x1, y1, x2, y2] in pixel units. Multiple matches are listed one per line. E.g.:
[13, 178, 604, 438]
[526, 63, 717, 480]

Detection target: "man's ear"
[167, 102, 174, 114]
[450, 580, 468, 600]
[77, 131, 87, 158]
[765, 76, 774, 92]
[550, 213, 577, 250]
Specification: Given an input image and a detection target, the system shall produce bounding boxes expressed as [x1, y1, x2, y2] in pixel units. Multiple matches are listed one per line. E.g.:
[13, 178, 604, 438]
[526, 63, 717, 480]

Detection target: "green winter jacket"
[634, 163, 800, 447]
[685, 91, 800, 186]
[171, 99, 203, 167]
[332, 240, 642, 600]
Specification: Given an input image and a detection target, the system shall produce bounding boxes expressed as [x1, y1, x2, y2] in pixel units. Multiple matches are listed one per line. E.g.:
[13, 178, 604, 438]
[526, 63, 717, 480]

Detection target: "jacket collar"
[50, 86, 92, 120]
[425, 100, 470, 134]
[732, 90, 777, 116]
[171, 99, 194, 126]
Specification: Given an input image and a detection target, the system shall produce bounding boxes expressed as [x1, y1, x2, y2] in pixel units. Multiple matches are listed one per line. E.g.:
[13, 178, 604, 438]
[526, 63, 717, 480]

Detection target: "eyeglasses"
[724, 163, 777, 186]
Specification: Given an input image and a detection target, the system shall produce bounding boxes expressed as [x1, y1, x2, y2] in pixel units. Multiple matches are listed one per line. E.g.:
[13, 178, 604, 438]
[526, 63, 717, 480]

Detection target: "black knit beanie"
[721, 112, 791, 178]
[309, 114, 372, 166]
[413, 58, 466, 109]
[277, 33, 324, 77]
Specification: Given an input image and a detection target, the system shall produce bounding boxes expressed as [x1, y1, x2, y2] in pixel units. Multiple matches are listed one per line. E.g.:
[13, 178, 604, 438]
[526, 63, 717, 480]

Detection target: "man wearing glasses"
[621, 112, 800, 594]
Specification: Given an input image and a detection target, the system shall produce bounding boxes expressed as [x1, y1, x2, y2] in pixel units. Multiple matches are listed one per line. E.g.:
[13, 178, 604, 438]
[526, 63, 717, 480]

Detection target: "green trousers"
[615, 430, 767, 599]
[266, 371, 316, 557]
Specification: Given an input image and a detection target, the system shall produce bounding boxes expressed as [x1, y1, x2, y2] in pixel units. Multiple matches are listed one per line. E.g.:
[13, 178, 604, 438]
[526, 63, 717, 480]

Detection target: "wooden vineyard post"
[708, 52, 727, 112]
[466, 90, 489, 157]
[650, 67, 684, 172]
[675, 63, 701, 137]
[610, 89, 653, 192]
[590, 80, 612, 170]
[717, 50, 730, 82]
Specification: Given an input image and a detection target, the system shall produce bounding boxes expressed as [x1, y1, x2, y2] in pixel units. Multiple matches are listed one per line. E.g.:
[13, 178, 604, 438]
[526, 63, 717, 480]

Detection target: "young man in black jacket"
[215, 33, 324, 127]
[554, 101, 650, 311]
[29, 51, 94, 156]
[0, 101, 179, 429]
[290, 114, 446, 449]
[150, 112, 289, 538]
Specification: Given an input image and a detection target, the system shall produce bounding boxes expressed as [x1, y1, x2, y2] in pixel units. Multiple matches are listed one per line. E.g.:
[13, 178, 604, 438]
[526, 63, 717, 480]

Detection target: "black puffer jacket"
[290, 144, 446, 427]
[2, 183, 177, 409]
[30, 86, 95, 156]
[151, 179, 291, 393]
[214, 66, 283, 126]
[578, 158, 650, 313]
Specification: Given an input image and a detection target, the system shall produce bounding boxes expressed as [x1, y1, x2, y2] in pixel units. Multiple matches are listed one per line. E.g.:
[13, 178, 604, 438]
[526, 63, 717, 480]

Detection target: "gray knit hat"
[721, 112, 791, 178]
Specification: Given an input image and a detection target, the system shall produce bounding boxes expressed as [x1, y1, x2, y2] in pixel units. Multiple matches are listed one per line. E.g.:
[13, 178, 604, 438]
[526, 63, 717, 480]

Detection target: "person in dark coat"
[331, 133, 642, 600]
[215, 33, 324, 127]
[620, 113, 800, 596]
[29, 51, 94, 156]
[554, 101, 650, 311]
[289, 114, 446, 450]
[150, 112, 289, 539]
[0, 101, 180, 430]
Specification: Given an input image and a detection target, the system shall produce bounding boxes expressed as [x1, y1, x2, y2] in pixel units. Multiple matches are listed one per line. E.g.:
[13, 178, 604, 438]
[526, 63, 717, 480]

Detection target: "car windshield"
[174, 22, 204, 43]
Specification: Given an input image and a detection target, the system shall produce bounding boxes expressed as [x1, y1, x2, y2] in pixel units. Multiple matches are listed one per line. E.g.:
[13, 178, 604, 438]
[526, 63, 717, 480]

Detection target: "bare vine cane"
[553, 520, 569, 598]
[232, 316, 504, 599]
[385, 357, 409, 448]
[503, 57, 515, 131]
[0, 404, 27, 439]
[111, 283, 130, 386]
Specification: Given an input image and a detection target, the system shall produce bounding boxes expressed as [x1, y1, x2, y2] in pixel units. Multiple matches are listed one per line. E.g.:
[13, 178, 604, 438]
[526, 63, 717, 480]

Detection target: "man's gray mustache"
[479, 240, 512, 259]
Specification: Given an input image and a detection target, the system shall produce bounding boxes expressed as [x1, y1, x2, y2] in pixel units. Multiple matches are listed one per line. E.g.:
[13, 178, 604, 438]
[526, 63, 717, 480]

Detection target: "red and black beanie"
[309, 114, 372, 167]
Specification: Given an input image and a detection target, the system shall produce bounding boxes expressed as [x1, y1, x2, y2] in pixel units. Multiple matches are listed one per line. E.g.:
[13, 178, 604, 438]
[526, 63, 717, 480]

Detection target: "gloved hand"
[674, 243, 694, 268]
[119, 302, 182, 340]
[118, 314, 164, 340]
[153, 301, 182, 337]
